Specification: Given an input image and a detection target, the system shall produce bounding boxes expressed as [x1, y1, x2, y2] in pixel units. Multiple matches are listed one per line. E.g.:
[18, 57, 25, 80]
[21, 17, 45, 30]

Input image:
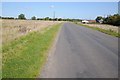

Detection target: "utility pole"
[50, 5, 55, 22]
[118, 1, 120, 14]
[53, 11, 55, 21]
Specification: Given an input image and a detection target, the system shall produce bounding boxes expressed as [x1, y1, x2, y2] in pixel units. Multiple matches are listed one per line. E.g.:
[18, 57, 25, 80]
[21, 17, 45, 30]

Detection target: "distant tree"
[45, 17, 50, 20]
[95, 16, 103, 23]
[54, 18, 58, 21]
[58, 18, 62, 21]
[103, 14, 120, 26]
[66, 18, 70, 21]
[49, 18, 52, 21]
[1, 17, 14, 19]
[61, 19, 66, 21]
[18, 14, 26, 20]
[37, 18, 43, 20]
[31, 16, 36, 20]
[37, 18, 40, 20]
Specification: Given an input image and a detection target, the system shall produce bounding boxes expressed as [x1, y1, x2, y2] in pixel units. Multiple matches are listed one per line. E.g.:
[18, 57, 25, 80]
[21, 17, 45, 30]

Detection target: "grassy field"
[2, 23, 62, 78]
[2, 19, 62, 45]
[0, 19, 2, 79]
[77, 23, 120, 38]
[82, 23, 119, 33]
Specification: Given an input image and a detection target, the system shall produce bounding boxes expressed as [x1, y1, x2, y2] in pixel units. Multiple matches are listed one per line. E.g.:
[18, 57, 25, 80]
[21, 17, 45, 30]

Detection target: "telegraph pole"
[53, 11, 55, 21]
[50, 5, 55, 22]
[118, 1, 120, 14]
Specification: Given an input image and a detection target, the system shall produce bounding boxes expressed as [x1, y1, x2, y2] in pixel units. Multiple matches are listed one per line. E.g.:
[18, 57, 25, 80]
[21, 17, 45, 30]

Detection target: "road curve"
[40, 22, 118, 78]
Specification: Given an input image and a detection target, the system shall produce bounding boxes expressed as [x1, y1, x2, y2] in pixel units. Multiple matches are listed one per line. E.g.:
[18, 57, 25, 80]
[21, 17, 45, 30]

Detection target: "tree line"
[1, 13, 119, 26]
[0, 14, 82, 22]
[96, 14, 120, 26]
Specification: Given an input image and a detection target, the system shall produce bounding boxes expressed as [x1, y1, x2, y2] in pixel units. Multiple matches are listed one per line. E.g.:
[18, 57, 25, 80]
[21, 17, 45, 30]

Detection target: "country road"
[40, 23, 118, 78]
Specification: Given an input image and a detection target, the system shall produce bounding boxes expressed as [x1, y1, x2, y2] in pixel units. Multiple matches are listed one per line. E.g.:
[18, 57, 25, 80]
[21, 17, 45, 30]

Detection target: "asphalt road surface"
[40, 23, 118, 78]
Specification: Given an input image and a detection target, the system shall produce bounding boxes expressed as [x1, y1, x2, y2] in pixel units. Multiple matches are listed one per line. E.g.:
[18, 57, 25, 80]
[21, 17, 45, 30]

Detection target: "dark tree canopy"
[96, 14, 120, 26]
[103, 14, 120, 26]
[95, 16, 103, 23]
[44, 17, 50, 20]
[18, 14, 26, 20]
[31, 16, 36, 20]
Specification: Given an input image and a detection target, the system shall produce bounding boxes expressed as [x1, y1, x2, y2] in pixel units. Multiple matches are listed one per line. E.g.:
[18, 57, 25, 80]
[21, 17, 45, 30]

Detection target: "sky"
[2, 2, 118, 20]
[1, 0, 120, 2]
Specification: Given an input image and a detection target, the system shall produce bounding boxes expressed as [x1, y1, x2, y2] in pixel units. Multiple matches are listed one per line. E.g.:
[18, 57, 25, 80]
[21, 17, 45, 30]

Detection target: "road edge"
[38, 23, 63, 78]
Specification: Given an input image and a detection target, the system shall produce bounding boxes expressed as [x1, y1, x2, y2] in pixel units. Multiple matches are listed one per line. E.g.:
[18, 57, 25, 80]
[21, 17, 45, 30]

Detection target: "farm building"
[88, 20, 96, 23]
[82, 20, 89, 24]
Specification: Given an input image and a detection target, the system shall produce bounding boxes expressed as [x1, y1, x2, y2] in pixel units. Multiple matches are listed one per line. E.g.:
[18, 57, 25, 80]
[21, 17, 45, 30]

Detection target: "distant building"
[88, 20, 96, 23]
[82, 20, 89, 24]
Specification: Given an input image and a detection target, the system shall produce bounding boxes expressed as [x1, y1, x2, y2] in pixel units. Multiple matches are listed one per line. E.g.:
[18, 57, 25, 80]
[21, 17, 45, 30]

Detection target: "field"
[2, 19, 62, 78]
[82, 24, 119, 33]
[78, 23, 120, 37]
[2, 19, 62, 45]
[0, 19, 2, 79]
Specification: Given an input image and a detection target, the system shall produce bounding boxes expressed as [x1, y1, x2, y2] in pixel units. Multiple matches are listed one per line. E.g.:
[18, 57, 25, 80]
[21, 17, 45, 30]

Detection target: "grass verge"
[77, 23, 120, 38]
[2, 23, 62, 78]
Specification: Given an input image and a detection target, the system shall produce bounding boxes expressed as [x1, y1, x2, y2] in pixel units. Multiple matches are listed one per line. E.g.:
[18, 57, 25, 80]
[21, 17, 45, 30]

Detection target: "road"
[40, 23, 118, 78]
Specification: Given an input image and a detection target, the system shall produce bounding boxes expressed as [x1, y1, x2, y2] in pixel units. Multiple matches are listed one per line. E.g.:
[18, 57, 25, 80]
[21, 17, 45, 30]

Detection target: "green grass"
[77, 23, 120, 38]
[2, 23, 61, 78]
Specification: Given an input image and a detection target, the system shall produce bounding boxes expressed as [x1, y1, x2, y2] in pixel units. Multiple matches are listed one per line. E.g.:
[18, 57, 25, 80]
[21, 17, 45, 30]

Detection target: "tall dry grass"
[2, 19, 62, 45]
[0, 19, 2, 78]
[82, 23, 119, 33]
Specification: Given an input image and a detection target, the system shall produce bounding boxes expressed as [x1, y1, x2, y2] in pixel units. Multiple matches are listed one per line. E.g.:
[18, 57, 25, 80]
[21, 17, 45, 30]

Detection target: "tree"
[58, 18, 62, 21]
[49, 18, 52, 21]
[45, 17, 49, 20]
[37, 18, 40, 20]
[103, 14, 120, 26]
[1, 17, 14, 19]
[31, 16, 36, 20]
[18, 14, 26, 20]
[95, 16, 103, 23]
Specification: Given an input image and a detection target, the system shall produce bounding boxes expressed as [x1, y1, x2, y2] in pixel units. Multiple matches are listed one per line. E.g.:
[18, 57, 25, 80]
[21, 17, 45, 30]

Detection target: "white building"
[82, 20, 89, 24]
